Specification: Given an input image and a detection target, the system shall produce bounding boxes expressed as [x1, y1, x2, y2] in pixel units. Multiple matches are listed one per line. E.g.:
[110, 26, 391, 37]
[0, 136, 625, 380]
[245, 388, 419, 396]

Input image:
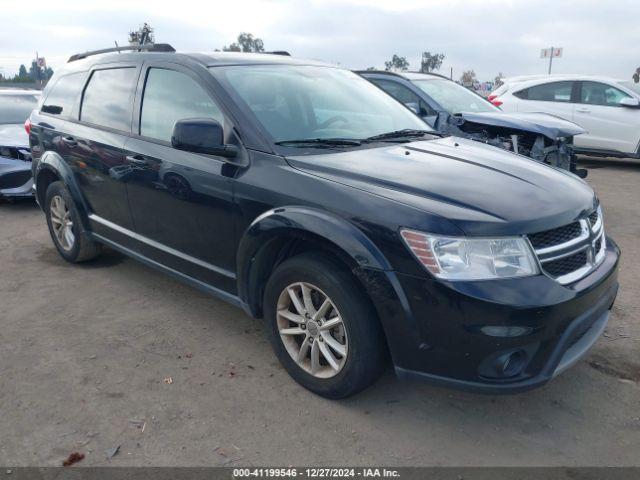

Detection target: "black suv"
[29, 45, 619, 398]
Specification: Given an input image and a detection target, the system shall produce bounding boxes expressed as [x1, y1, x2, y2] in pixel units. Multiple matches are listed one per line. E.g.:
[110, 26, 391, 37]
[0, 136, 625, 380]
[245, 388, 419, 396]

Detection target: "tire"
[45, 181, 101, 263]
[263, 252, 387, 398]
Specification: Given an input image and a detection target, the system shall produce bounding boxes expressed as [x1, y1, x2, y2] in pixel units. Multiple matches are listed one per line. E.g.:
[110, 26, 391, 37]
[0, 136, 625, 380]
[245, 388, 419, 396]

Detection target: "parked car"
[29, 45, 619, 398]
[492, 75, 640, 158]
[359, 71, 587, 176]
[0, 89, 39, 199]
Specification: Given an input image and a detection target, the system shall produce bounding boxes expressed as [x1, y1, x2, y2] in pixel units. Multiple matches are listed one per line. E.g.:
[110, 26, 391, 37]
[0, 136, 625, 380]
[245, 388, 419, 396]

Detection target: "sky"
[1, 0, 639, 82]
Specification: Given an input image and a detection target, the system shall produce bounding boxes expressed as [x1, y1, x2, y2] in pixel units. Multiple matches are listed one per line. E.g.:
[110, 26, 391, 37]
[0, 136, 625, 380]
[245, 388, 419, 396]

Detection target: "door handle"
[576, 107, 591, 113]
[62, 136, 77, 147]
[126, 155, 149, 167]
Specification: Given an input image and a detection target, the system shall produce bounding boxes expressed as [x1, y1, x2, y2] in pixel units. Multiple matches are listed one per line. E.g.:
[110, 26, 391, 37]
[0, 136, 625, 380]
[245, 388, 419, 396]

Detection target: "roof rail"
[264, 51, 291, 56]
[68, 43, 176, 63]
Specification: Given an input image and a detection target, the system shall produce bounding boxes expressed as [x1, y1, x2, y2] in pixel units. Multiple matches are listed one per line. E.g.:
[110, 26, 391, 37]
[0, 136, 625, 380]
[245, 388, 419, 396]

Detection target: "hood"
[456, 111, 586, 139]
[287, 136, 596, 236]
[0, 124, 28, 148]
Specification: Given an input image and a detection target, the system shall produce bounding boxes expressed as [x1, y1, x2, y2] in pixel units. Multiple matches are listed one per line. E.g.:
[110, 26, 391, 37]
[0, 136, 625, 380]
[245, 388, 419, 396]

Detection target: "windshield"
[214, 65, 430, 143]
[620, 81, 640, 96]
[0, 93, 39, 124]
[413, 79, 497, 114]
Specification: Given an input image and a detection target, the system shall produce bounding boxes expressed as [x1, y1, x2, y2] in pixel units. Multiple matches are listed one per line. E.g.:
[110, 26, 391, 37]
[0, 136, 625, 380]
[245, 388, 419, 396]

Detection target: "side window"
[513, 88, 528, 99]
[41, 72, 86, 117]
[580, 81, 630, 106]
[372, 79, 436, 116]
[81, 68, 137, 131]
[526, 81, 574, 102]
[140, 68, 224, 143]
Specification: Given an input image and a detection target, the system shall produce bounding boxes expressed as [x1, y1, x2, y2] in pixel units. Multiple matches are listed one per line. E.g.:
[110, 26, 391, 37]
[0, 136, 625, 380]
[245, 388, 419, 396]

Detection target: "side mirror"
[171, 118, 238, 158]
[619, 97, 640, 108]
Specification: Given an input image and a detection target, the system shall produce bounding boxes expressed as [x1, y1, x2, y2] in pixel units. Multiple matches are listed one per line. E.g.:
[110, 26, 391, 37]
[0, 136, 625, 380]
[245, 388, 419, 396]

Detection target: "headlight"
[400, 229, 539, 280]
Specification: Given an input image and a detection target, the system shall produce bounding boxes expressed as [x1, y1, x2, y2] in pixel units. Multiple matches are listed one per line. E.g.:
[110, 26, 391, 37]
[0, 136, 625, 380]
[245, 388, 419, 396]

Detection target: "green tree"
[17, 64, 28, 80]
[420, 52, 445, 73]
[460, 69, 476, 86]
[384, 54, 409, 72]
[223, 33, 265, 53]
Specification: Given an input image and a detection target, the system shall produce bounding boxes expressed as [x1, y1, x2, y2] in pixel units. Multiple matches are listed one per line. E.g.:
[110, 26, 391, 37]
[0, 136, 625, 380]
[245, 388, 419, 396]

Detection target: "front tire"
[45, 181, 101, 263]
[264, 252, 387, 398]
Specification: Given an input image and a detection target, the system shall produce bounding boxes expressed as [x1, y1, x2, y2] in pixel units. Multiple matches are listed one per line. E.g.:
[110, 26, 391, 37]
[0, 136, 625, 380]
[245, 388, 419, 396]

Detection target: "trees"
[420, 52, 445, 73]
[17, 64, 28, 80]
[384, 55, 409, 72]
[494, 72, 504, 88]
[460, 69, 477, 86]
[223, 33, 265, 53]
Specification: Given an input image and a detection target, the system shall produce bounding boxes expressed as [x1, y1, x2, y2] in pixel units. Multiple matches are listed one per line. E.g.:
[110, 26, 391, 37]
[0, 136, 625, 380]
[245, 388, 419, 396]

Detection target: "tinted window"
[217, 65, 429, 142]
[372, 79, 437, 117]
[41, 73, 85, 117]
[0, 94, 39, 124]
[526, 81, 573, 102]
[141, 68, 223, 142]
[580, 81, 630, 106]
[81, 68, 137, 131]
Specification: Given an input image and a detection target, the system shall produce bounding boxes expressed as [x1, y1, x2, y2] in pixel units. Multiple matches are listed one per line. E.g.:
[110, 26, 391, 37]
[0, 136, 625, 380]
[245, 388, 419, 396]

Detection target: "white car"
[491, 75, 640, 158]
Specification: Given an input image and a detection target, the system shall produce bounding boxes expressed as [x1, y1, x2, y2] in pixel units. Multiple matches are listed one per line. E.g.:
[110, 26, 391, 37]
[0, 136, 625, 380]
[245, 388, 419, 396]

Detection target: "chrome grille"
[528, 222, 582, 250]
[528, 207, 605, 285]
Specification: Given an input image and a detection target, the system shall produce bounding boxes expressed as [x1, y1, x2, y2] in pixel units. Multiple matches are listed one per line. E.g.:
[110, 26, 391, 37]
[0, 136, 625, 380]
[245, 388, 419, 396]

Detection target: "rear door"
[573, 81, 640, 154]
[73, 64, 139, 231]
[122, 62, 238, 292]
[511, 80, 577, 121]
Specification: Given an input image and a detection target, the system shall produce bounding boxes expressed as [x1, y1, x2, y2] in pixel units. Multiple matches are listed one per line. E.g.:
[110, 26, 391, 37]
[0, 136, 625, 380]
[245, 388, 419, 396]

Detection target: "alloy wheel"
[50, 195, 75, 251]
[276, 282, 348, 378]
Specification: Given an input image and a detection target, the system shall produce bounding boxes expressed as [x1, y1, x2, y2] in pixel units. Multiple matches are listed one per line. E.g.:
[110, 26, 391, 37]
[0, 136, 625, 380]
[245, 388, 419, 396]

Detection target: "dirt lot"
[0, 157, 638, 467]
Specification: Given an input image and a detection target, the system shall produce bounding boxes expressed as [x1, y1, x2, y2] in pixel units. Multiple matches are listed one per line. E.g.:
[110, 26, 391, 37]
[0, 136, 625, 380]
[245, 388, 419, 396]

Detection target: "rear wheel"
[264, 252, 386, 398]
[45, 181, 101, 263]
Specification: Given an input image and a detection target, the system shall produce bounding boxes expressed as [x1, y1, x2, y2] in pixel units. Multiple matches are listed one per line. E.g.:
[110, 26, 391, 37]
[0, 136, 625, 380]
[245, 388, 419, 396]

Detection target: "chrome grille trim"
[529, 207, 604, 285]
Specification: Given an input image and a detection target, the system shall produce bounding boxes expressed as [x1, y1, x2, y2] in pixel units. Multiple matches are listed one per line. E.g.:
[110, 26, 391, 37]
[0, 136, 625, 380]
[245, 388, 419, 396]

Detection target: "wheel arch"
[236, 206, 392, 319]
[35, 151, 91, 231]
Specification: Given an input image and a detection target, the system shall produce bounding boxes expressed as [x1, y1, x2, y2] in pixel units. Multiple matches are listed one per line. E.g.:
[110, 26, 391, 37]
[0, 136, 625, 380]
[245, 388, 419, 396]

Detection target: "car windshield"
[0, 93, 39, 124]
[413, 79, 497, 114]
[214, 65, 431, 143]
[620, 81, 640, 96]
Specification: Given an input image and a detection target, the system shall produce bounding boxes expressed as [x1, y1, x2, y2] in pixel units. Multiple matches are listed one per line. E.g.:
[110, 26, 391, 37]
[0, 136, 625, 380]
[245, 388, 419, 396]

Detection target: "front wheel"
[264, 252, 387, 398]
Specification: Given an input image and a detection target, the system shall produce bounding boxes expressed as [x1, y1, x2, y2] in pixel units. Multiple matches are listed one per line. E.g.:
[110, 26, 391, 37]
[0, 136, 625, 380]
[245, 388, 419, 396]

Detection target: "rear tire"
[45, 181, 101, 263]
[263, 252, 386, 398]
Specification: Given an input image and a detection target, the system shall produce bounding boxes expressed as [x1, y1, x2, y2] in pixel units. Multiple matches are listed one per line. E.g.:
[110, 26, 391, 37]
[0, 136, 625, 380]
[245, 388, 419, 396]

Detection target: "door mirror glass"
[171, 118, 238, 158]
[619, 97, 640, 108]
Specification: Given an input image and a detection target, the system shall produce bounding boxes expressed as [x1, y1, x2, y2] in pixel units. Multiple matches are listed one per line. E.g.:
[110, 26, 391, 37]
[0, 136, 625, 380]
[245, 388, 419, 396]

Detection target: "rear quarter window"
[80, 67, 137, 131]
[41, 72, 86, 118]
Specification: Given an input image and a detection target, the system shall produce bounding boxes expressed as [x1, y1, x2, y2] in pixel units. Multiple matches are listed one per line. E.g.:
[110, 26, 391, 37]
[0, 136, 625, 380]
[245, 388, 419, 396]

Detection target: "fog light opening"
[500, 350, 527, 378]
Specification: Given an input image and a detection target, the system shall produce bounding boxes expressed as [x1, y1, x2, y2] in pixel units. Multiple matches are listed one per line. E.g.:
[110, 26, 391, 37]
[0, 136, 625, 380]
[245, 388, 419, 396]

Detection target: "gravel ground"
[0, 157, 638, 467]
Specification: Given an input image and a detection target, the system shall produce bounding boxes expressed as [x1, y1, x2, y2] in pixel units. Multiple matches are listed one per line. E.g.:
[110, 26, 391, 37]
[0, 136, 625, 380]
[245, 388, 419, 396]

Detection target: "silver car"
[0, 89, 40, 199]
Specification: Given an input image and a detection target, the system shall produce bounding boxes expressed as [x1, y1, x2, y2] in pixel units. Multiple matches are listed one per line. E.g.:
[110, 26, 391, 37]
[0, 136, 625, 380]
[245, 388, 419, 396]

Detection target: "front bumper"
[0, 156, 34, 198]
[387, 237, 620, 394]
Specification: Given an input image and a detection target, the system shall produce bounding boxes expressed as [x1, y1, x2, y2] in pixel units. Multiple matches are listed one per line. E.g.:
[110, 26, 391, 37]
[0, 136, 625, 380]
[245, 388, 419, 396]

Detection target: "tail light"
[487, 94, 497, 101]
[490, 98, 503, 107]
[24, 119, 32, 136]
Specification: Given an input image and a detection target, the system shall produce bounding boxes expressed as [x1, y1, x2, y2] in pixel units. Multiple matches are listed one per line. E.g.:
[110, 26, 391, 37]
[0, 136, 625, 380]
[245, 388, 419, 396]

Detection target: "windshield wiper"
[364, 129, 444, 142]
[275, 138, 362, 148]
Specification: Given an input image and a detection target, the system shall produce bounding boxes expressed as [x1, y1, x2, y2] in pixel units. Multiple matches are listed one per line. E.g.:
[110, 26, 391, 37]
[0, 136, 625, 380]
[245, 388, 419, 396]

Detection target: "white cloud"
[0, 0, 639, 81]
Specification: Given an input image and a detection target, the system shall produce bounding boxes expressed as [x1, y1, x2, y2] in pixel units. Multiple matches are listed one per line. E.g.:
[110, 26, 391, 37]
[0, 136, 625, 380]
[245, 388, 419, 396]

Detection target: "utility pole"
[548, 46, 553, 74]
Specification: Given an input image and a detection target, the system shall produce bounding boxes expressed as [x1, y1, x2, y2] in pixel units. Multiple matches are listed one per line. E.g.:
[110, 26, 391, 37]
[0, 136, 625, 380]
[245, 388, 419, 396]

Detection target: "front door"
[123, 63, 239, 292]
[573, 81, 640, 154]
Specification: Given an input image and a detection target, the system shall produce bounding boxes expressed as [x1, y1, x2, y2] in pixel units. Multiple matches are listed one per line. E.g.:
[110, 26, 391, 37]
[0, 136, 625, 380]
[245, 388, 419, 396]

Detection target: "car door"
[573, 81, 640, 154]
[72, 64, 139, 231]
[123, 62, 239, 292]
[511, 80, 576, 121]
